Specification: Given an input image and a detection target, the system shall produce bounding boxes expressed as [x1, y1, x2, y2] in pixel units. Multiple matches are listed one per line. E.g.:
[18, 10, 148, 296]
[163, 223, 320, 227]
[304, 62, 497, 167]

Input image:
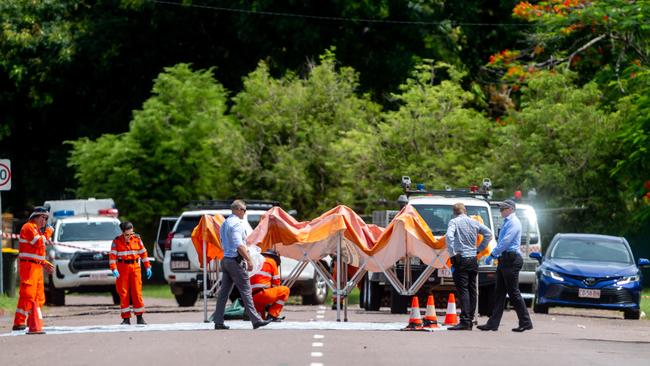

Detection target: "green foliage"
[490, 70, 623, 230]
[231, 50, 382, 216]
[68, 64, 247, 228]
[612, 67, 650, 223]
[331, 61, 493, 211]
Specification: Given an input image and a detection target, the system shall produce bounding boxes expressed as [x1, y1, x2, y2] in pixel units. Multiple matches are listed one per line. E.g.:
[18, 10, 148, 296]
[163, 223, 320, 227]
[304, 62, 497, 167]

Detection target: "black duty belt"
[117, 259, 138, 264]
[20, 259, 42, 265]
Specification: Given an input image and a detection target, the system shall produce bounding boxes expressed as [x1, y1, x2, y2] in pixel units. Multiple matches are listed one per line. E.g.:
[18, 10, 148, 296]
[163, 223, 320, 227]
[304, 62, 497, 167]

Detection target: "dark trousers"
[451, 256, 478, 325]
[486, 253, 532, 328]
[214, 257, 264, 325]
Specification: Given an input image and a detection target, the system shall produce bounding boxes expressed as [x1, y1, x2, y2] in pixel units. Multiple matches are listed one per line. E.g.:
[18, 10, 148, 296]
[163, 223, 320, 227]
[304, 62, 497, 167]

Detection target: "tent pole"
[203, 238, 208, 323]
[336, 231, 341, 322]
[343, 257, 348, 322]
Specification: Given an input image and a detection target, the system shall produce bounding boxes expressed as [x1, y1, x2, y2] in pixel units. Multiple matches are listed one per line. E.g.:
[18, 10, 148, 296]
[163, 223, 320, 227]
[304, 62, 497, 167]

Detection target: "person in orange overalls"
[109, 221, 152, 325]
[250, 250, 290, 321]
[13, 207, 55, 331]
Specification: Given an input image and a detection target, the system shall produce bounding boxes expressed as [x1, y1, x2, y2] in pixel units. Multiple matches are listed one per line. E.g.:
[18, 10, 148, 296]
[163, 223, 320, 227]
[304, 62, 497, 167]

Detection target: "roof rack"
[406, 189, 491, 200]
[185, 199, 281, 210]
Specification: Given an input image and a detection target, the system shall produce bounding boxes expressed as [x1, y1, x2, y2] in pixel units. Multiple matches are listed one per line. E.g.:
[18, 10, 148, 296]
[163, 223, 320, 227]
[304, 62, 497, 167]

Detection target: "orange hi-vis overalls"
[250, 257, 290, 319]
[109, 233, 150, 319]
[13, 222, 50, 327]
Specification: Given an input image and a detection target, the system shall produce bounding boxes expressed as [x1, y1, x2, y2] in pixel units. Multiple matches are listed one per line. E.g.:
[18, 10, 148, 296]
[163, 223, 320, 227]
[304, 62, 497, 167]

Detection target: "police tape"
[51, 241, 109, 254]
[0, 231, 20, 239]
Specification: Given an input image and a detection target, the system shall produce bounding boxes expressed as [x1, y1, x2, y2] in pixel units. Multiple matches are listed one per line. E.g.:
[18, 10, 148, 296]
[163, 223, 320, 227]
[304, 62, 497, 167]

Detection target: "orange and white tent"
[191, 214, 226, 267]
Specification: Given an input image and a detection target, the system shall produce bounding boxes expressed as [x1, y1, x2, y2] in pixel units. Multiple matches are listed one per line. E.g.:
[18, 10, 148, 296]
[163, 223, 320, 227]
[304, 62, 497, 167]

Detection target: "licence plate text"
[438, 268, 453, 278]
[171, 260, 190, 270]
[578, 288, 601, 299]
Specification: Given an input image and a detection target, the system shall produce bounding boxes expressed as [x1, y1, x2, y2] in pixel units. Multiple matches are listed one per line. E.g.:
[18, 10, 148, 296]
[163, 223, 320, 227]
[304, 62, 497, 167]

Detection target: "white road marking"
[1, 321, 449, 337]
[316, 315, 325, 319]
[311, 352, 323, 357]
[312, 342, 324, 347]
[318, 306, 327, 310]
[310, 363, 324, 366]
[317, 310, 325, 314]
[313, 334, 324, 339]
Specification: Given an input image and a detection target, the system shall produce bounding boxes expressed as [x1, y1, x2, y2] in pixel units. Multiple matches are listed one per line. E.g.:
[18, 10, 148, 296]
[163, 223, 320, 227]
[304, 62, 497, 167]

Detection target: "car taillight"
[164, 231, 174, 250]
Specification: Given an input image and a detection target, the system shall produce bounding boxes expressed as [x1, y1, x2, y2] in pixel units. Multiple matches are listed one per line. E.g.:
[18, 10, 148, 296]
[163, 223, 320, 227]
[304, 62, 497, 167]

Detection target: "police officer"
[446, 203, 493, 331]
[477, 199, 533, 332]
[213, 200, 271, 330]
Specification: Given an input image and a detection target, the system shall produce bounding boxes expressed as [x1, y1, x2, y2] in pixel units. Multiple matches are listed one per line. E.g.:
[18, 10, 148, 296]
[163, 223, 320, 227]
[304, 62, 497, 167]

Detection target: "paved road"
[1, 295, 649, 366]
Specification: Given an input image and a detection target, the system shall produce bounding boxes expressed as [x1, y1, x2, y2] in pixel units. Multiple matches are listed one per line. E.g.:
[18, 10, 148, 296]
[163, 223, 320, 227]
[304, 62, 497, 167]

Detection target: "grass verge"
[641, 289, 649, 319]
[0, 295, 18, 312]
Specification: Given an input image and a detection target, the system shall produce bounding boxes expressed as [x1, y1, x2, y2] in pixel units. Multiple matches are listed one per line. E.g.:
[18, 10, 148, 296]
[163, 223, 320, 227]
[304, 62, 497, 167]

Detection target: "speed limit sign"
[0, 159, 11, 191]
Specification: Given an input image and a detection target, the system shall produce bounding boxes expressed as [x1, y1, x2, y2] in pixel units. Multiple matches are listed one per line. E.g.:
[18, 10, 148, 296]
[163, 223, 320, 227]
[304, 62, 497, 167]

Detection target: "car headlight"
[54, 250, 75, 260]
[616, 275, 640, 285]
[541, 268, 564, 281]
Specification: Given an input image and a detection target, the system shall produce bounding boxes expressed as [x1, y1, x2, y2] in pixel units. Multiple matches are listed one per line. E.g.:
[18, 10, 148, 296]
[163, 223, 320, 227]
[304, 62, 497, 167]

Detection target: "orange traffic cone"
[27, 301, 45, 335]
[422, 295, 439, 328]
[444, 293, 458, 326]
[402, 296, 423, 330]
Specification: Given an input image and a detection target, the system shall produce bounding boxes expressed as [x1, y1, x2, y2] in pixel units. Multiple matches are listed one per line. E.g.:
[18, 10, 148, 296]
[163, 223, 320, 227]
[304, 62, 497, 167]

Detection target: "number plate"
[89, 273, 104, 280]
[578, 288, 601, 299]
[438, 268, 453, 278]
[171, 260, 190, 270]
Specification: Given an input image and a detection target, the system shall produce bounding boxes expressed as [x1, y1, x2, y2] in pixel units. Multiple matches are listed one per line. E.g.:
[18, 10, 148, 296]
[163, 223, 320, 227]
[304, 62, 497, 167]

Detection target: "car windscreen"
[549, 238, 633, 264]
[57, 222, 121, 242]
[175, 216, 202, 236]
[412, 204, 491, 236]
[247, 214, 262, 229]
[491, 207, 539, 244]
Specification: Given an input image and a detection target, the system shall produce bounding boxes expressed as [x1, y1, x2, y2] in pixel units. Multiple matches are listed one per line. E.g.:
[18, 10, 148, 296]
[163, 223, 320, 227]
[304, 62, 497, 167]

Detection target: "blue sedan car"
[530, 233, 649, 319]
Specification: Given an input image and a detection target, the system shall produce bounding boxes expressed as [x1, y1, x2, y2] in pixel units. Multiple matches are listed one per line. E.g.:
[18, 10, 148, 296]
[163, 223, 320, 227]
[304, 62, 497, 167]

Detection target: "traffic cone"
[402, 296, 423, 330]
[444, 293, 458, 326]
[27, 301, 45, 335]
[422, 295, 439, 329]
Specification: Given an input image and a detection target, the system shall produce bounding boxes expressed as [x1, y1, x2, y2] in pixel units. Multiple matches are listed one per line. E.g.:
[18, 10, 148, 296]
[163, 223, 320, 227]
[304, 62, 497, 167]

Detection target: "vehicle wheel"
[390, 288, 409, 314]
[111, 290, 121, 305]
[533, 301, 548, 314]
[623, 309, 640, 320]
[45, 280, 65, 306]
[302, 272, 328, 305]
[478, 285, 494, 317]
[362, 276, 382, 311]
[175, 287, 198, 307]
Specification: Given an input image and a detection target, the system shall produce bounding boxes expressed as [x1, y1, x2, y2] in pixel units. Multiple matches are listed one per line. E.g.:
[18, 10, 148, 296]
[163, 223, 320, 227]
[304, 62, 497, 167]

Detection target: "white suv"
[163, 202, 328, 307]
[45, 212, 122, 305]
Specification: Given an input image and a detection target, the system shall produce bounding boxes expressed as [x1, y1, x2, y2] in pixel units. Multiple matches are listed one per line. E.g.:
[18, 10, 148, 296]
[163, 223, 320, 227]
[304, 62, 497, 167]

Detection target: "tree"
[331, 61, 493, 211]
[489, 70, 623, 231]
[68, 63, 247, 230]
[231, 50, 382, 217]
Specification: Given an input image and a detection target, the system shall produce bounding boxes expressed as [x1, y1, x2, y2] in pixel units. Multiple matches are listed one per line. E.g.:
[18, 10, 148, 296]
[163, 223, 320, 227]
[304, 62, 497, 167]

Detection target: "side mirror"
[529, 234, 539, 244]
[638, 258, 650, 268]
[529, 252, 543, 264]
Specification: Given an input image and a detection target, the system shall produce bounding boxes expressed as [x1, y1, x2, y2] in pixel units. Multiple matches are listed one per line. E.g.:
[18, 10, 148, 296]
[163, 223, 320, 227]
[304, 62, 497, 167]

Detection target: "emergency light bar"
[98, 208, 119, 217]
[53, 210, 74, 218]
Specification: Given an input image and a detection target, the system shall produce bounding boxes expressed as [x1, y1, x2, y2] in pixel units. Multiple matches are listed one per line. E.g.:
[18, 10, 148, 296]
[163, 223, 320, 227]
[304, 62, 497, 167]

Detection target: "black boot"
[448, 322, 472, 330]
[120, 318, 131, 325]
[136, 315, 147, 325]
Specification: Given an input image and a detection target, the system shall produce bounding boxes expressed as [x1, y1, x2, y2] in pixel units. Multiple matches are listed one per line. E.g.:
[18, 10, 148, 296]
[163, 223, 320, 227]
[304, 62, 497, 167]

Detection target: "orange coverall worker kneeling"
[250, 250, 290, 321]
[109, 221, 152, 325]
[13, 207, 54, 331]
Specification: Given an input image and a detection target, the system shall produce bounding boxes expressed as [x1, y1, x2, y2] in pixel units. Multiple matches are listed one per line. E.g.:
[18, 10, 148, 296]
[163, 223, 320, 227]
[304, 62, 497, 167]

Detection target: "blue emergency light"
[53, 210, 74, 218]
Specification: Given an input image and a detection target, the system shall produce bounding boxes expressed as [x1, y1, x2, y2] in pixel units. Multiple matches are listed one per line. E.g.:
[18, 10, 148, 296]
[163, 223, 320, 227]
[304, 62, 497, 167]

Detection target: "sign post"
[0, 159, 12, 296]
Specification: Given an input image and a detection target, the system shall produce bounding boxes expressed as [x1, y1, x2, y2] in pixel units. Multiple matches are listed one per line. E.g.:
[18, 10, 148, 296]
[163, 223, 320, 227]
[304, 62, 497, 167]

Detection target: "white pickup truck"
[43, 199, 121, 305]
[161, 201, 329, 307]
